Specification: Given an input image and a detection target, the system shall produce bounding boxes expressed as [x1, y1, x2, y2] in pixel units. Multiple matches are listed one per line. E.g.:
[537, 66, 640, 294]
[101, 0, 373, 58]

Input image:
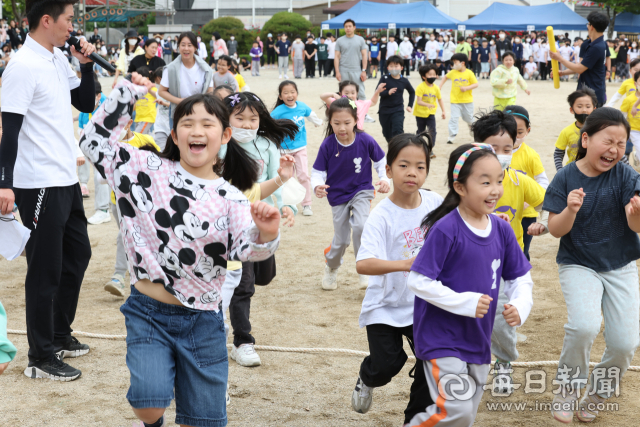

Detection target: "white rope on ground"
[7, 329, 640, 372]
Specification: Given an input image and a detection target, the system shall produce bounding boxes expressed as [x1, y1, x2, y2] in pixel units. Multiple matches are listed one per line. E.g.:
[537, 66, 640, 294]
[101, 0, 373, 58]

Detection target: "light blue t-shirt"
[270, 101, 312, 151]
[78, 93, 107, 130]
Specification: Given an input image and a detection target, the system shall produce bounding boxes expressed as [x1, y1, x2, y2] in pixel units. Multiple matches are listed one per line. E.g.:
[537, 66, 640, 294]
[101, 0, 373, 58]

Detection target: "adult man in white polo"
[0, 0, 97, 381]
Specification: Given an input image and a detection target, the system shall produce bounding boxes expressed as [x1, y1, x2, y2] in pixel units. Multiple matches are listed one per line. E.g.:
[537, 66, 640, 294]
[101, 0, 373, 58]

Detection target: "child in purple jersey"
[544, 108, 640, 424]
[406, 143, 533, 427]
[311, 97, 391, 290]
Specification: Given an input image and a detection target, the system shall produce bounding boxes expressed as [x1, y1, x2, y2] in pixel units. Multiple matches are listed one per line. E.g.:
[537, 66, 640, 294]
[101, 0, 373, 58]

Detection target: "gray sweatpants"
[294, 58, 304, 78]
[325, 190, 373, 269]
[340, 70, 366, 100]
[556, 262, 639, 398]
[278, 56, 289, 76]
[154, 131, 169, 152]
[409, 357, 491, 427]
[78, 163, 110, 211]
[110, 202, 127, 278]
[448, 102, 475, 142]
[490, 278, 519, 362]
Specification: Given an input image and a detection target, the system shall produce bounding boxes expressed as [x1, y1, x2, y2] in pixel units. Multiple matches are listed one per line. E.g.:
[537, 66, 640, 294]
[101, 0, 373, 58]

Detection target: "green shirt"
[317, 43, 328, 60]
[455, 42, 472, 58]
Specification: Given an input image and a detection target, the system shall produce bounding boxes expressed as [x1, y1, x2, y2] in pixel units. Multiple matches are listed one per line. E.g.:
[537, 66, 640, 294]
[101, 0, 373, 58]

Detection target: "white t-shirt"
[1, 35, 81, 188]
[327, 40, 336, 59]
[357, 189, 444, 328]
[574, 46, 582, 63]
[386, 41, 399, 59]
[160, 62, 214, 99]
[425, 40, 439, 60]
[559, 45, 573, 61]
[524, 62, 537, 75]
[198, 41, 207, 59]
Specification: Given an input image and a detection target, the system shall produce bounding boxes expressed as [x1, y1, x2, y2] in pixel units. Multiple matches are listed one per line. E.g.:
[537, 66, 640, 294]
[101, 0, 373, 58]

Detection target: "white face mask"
[389, 69, 401, 76]
[497, 154, 512, 171]
[231, 36, 235, 40]
[119, 127, 129, 141]
[128, 39, 137, 46]
[430, 37, 435, 41]
[634, 43, 638, 48]
[155, 38, 160, 42]
[197, 37, 201, 43]
[499, 34, 505, 40]
[515, 39, 520, 43]
[381, 38, 386, 42]
[490, 41, 495, 45]
[526, 39, 531, 43]
[231, 126, 258, 143]
[404, 37, 409, 42]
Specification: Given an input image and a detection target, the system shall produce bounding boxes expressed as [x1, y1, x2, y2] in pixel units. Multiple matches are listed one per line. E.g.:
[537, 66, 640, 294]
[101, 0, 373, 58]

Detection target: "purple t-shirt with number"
[312, 131, 385, 206]
[411, 210, 531, 364]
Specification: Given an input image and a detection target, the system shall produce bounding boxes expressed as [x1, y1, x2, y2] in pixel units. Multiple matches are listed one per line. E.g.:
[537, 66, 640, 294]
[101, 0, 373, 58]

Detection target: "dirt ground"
[1, 65, 640, 427]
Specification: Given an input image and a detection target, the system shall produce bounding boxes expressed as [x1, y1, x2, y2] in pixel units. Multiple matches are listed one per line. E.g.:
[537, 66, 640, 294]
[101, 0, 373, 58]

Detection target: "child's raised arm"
[320, 92, 340, 106]
[369, 82, 386, 107]
[548, 188, 585, 238]
[625, 193, 640, 233]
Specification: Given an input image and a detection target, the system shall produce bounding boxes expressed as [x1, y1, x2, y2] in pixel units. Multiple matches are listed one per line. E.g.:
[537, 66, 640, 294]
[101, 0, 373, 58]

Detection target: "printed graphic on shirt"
[401, 226, 425, 277]
[354, 157, 362, 173]
[491, 259, 501, 289]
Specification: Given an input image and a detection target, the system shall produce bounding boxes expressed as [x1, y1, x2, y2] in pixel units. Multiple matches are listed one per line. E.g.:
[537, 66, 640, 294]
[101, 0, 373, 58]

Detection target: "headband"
[506, 111, 530, 122]
[452, 143, 494, 182]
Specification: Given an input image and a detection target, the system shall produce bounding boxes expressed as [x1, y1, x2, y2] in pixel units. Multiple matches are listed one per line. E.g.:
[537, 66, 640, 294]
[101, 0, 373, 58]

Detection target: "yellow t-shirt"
[494, 168, 546, 250]
[445, 69, 477, 104]
[555, 122, 581, 166]
[110, 133, 159, 204]
[227, 183, 262, 271]
[134, 92, 157, 123]
[621, 93, 640, 132]
[413, 82, 441, 118]
[509, 142, 546, 218]
[617, 78, 637, 98]
[235, 73, 246, 91]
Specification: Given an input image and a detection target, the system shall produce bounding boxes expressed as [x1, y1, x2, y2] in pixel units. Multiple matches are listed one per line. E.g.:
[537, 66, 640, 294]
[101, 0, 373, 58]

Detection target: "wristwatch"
[362, 68, 366, 72]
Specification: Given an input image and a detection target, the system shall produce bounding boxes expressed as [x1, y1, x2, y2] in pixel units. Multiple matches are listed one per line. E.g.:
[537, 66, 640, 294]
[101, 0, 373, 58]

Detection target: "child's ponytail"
[421, 143, 497, 233]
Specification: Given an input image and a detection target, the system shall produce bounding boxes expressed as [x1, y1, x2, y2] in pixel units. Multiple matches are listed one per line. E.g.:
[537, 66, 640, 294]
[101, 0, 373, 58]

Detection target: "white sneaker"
[364, 114, 376, 123]
[284, 75, 289, 79]
[351, 376, 373, 414]
[279, 74, 283, 79]
[302, 206, 313, 216]
[359, 275, 369, 290]
[104, 274, 126, 297]
[87, 209, 111, 225]
[230, 343, 261, 367]
[322, 265, 338, 290]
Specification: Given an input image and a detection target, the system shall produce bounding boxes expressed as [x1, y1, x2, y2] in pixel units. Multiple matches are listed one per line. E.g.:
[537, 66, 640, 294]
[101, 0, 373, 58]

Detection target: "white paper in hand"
[0, 213, 31, 260]
[281, 177, 306, 206]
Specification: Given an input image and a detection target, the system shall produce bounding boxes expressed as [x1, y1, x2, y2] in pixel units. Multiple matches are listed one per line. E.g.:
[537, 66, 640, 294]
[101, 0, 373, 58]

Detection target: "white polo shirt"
[1, 34, 81, 189]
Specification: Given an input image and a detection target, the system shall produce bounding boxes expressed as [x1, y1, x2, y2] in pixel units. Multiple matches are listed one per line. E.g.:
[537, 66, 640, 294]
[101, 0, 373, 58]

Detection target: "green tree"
[598, 0, 640, 39]
[259, 11, 311, 41]
[201, 16, 246, 52]
[3, 0, 26, 23]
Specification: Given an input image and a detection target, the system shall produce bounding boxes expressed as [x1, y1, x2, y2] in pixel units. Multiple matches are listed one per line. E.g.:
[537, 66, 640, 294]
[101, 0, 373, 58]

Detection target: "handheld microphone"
[67, 36, 116, 73]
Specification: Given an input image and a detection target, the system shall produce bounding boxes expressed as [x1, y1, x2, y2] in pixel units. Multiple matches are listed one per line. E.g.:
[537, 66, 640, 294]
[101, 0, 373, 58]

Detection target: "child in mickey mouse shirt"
[78, 73, 279, 427]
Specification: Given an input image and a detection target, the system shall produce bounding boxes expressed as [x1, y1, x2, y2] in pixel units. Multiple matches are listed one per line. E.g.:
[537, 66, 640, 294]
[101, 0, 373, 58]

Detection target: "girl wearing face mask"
[113, 29, 144, 89]
[470, 111, 545, 394]
[217, 91, 299, 367]
[489, 39, 498, 71]
[504, 105, 549, 260]
[630, 42, 639, 62]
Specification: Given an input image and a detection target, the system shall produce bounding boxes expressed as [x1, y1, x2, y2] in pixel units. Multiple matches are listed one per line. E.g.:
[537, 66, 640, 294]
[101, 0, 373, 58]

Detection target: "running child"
[219, 91, 299, 367]
[606, 58, 640, 107]
[311, 97, 391, 290]
[104, 118, 160, 298]
[212, 55, 239, 92]
[414, 64, 446, 155]
[489, 51, 530, 111]
[351, 132, 442, 423]
[621, 70, 640, 165]
[440, 53, 478, 145]
[406, 143, 533, 427]
[544, 107, 640, 423]
[503, 105, 550, 260]
[554, 88, 597, 171]
[78, 74, 280, 427]
[132, 66, 157, 135]
[471, 110, 545, 393]
[376, 55, 415, 143]
[271, 80, 323, 216]
[320, 80, 384, 130]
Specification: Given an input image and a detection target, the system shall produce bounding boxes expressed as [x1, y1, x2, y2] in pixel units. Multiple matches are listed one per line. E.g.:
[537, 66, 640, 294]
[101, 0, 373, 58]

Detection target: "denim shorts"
[121, 287, 228, 427]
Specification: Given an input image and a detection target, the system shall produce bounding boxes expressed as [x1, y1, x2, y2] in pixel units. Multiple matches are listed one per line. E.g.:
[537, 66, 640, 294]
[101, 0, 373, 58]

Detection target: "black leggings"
[267, 49, 276, 65]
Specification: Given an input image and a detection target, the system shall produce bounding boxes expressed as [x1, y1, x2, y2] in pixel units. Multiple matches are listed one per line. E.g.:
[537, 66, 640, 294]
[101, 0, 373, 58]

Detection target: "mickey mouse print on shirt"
[78, 78, 279, 311]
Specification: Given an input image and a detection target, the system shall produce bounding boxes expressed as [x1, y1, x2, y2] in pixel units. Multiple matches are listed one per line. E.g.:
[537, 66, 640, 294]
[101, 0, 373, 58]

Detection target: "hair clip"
[452, 143, 494, 182]
[253, 95, 260, 102]
[348, 99, 357, 109]
[229, 94, 241, 106]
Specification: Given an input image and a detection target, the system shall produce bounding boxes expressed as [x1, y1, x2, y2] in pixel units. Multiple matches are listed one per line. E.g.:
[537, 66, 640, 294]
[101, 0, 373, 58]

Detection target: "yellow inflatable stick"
[547, 26, 560, 89]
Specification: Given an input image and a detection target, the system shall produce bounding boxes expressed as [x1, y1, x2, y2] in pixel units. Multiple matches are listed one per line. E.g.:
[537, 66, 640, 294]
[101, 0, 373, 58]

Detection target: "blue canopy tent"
[614, 13, 640, 33]
[321, 1, 459, 30]
[460, 2, 587, 31]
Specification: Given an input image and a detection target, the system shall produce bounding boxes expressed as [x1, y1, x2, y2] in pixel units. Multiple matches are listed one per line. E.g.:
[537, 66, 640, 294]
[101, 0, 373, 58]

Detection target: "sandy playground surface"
[1, 67, 640, 427]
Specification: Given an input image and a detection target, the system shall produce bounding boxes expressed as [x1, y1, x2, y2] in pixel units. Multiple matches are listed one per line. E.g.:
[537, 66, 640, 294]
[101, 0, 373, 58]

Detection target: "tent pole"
[127, 0, 130, 31]
[106, 0, 110, 48]
[327, 0, 331, 21]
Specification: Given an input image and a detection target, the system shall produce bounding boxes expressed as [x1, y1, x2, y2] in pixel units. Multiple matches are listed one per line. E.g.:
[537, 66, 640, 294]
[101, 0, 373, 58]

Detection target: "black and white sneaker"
[55, 336, 90, 359]
[23, 354, 82, 381]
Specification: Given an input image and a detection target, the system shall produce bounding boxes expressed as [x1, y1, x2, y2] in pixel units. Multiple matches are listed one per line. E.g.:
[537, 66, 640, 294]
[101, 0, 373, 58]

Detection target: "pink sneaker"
[80, 184, 89, 198]
[551, 387, 578, 423]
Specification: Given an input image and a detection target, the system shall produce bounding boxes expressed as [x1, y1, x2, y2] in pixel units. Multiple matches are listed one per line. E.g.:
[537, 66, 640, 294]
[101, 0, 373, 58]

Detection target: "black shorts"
[370, 57, 379, 66]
